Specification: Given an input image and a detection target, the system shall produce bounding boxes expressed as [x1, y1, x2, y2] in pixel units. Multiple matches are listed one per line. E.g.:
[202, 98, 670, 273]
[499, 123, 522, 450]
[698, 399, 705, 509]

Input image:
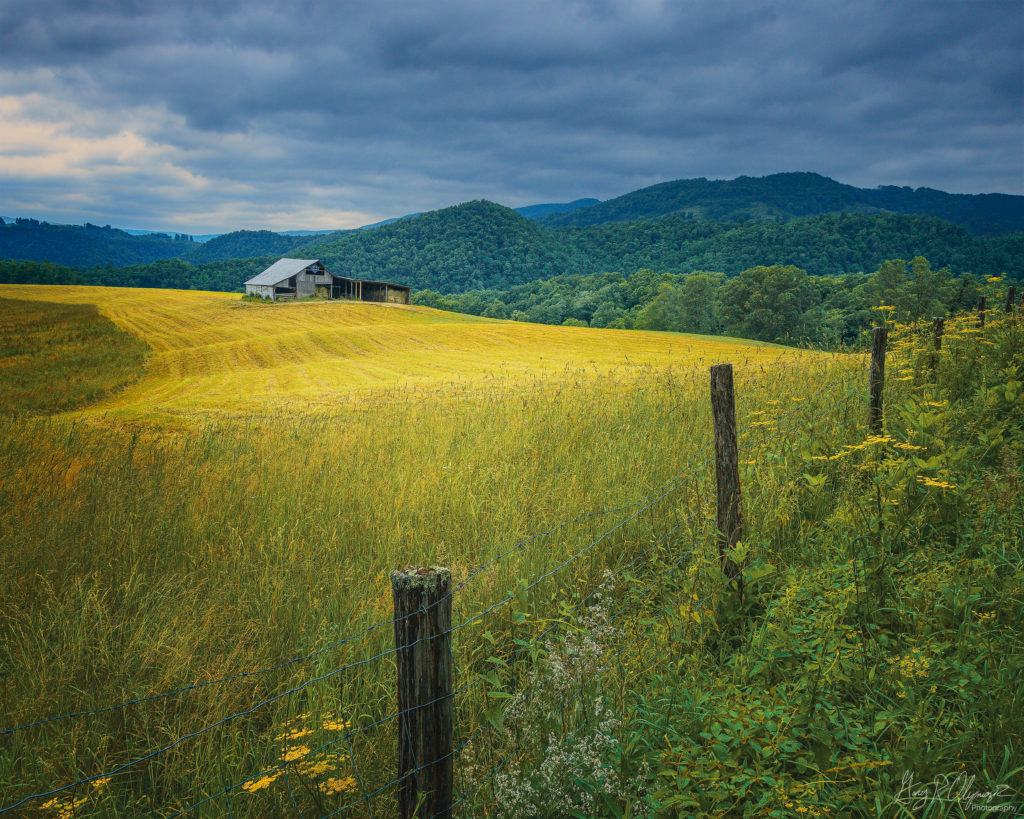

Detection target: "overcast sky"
[1, 0, 1021, 232]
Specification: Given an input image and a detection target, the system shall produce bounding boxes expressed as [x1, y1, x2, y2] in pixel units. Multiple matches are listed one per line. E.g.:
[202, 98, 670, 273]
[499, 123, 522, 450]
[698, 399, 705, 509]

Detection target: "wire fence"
[1, 360, 868, 818]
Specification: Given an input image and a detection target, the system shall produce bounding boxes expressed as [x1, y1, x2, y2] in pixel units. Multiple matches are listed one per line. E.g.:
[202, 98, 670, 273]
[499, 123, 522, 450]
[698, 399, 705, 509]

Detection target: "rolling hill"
[4, 175, 1021, 278]
[300, 203, 1022, 292]
[539, 172, 1024, 234]
[301, 200, 585, 291]
[0, 284, 792, 420]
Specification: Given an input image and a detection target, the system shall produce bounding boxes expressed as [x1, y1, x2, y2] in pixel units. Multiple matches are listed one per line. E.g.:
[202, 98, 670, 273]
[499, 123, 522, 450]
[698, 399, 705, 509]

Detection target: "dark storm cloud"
[1, 0, 1021, 231]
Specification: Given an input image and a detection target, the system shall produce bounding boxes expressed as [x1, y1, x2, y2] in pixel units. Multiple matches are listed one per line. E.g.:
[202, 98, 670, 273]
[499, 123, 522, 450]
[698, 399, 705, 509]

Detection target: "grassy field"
[0, 285, 1020, 817]
[0, 296, 148, 415]
[0, 285, 794, 421]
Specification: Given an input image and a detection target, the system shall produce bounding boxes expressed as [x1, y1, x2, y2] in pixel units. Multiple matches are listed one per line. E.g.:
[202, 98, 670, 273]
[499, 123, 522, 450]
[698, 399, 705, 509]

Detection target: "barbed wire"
[0, 502, 658, 740]
[162, 479, 697, 816]
[446, 548, 703, 816]
[315, 529, 701, 818]
[1, 365, 864, 815]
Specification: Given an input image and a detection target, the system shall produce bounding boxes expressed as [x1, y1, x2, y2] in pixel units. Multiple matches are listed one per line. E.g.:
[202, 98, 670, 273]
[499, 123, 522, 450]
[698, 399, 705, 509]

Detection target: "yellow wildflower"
[92, 777, 111, 791]
[297, 758, 335, 777]
[323, 718, 351, 731]
[917, 476, 956, 490]
[275, 727, 313, 741]
[893, 648, 931, 679]
[242, 771, 282, 792]
[323, 776, 357, 795]
[41, 795, 88, 818]
[281, 745, 312, 763]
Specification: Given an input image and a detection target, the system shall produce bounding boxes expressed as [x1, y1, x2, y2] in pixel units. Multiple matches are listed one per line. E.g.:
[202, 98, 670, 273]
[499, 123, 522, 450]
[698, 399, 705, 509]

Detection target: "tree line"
[412, 258, 1010, 347]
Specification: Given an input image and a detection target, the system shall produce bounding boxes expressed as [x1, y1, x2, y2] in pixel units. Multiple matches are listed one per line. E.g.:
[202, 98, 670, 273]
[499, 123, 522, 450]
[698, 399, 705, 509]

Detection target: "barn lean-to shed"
[244, 258, 410, 304]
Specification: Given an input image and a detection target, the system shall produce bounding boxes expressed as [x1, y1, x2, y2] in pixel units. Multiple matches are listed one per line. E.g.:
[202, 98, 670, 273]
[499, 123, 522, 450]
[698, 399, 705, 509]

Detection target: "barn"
[244, 258, 411, 304]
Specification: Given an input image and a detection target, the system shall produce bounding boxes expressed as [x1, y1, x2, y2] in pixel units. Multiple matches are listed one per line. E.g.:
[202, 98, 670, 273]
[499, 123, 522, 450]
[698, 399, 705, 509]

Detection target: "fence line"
[162, 465, 713, 817]
[1, 365, 860, 742]
[341, 372, 865, 816]
[0, 356, 869, 816]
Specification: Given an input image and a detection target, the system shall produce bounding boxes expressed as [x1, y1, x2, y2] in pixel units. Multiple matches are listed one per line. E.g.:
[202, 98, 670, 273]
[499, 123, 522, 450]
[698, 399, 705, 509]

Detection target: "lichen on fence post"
[391, 565, 453, 818]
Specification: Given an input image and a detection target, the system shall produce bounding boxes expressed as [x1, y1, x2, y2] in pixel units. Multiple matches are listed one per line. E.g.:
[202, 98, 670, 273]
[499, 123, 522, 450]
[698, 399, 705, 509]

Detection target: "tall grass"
[0, 286, 860, 815]
[0, 296, 148, 414]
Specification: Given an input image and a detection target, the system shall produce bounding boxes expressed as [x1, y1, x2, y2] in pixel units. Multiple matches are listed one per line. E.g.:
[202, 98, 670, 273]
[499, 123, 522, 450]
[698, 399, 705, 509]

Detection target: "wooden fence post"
[933, 317, 944, 351]
[1006, 286, 1016, 314]
[869, 327, 887, 435]
[709, 364, 743, 592]
[392, 566, 453, 819]
[977, 295, 987, 328]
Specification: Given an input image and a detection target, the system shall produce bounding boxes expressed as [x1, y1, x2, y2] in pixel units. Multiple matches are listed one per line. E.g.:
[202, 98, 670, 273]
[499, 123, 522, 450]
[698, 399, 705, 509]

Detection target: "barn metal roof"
[244, 258, 321, 286]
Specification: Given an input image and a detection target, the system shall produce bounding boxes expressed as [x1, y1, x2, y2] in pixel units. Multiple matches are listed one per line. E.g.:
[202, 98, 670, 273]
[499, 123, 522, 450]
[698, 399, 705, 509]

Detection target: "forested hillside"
[3, 206, 1021, 302]
[304, 203, 1019, 292]
[540, 172, 1024, 234]
[3, 177, 1021, 298]
[182, 230, 333, 264]
[4, 174, 1021, 277]
[0, 219, 197, 267]
[302, 200, 582, 290]
[564, 212, 1024, 279]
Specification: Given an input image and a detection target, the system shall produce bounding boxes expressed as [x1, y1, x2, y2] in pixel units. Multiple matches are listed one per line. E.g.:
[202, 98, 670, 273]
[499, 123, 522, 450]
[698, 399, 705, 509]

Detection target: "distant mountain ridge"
[0, 219, 197, 268]
[515, 198, 600, 220]
[3, 173, 1022, 275]
[538, 172, 1024, 235]
[300, 200, 1022, 292]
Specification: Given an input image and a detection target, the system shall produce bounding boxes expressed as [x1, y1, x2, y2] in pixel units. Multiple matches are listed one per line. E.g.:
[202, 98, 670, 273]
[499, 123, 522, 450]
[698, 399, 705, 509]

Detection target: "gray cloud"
[1, 0, 1021, 232]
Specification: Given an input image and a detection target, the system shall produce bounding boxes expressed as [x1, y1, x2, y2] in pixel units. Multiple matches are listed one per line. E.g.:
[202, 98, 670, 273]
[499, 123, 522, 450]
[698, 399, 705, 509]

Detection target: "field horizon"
[0, 284, 803, 424]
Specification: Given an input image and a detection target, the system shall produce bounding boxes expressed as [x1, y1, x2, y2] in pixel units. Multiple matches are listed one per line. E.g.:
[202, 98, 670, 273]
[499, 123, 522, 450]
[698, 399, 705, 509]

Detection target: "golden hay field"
[0, 284, 801, 421]
[0, 284, 866, 816]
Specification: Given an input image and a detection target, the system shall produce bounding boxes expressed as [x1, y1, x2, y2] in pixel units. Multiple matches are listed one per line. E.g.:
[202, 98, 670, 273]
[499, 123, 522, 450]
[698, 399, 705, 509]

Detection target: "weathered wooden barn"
[244, 258, 410, 304]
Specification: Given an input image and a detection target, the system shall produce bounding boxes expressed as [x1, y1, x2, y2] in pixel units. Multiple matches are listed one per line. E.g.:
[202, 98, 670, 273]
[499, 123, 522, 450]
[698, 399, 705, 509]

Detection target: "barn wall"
[245, 284, 276, 300]
[296, 268, 332, 298]
[250, 268, 409, 304]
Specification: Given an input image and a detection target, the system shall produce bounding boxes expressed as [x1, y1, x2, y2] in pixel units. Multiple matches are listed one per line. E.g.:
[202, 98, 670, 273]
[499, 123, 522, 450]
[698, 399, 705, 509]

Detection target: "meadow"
[0, 284, 1020, 817]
